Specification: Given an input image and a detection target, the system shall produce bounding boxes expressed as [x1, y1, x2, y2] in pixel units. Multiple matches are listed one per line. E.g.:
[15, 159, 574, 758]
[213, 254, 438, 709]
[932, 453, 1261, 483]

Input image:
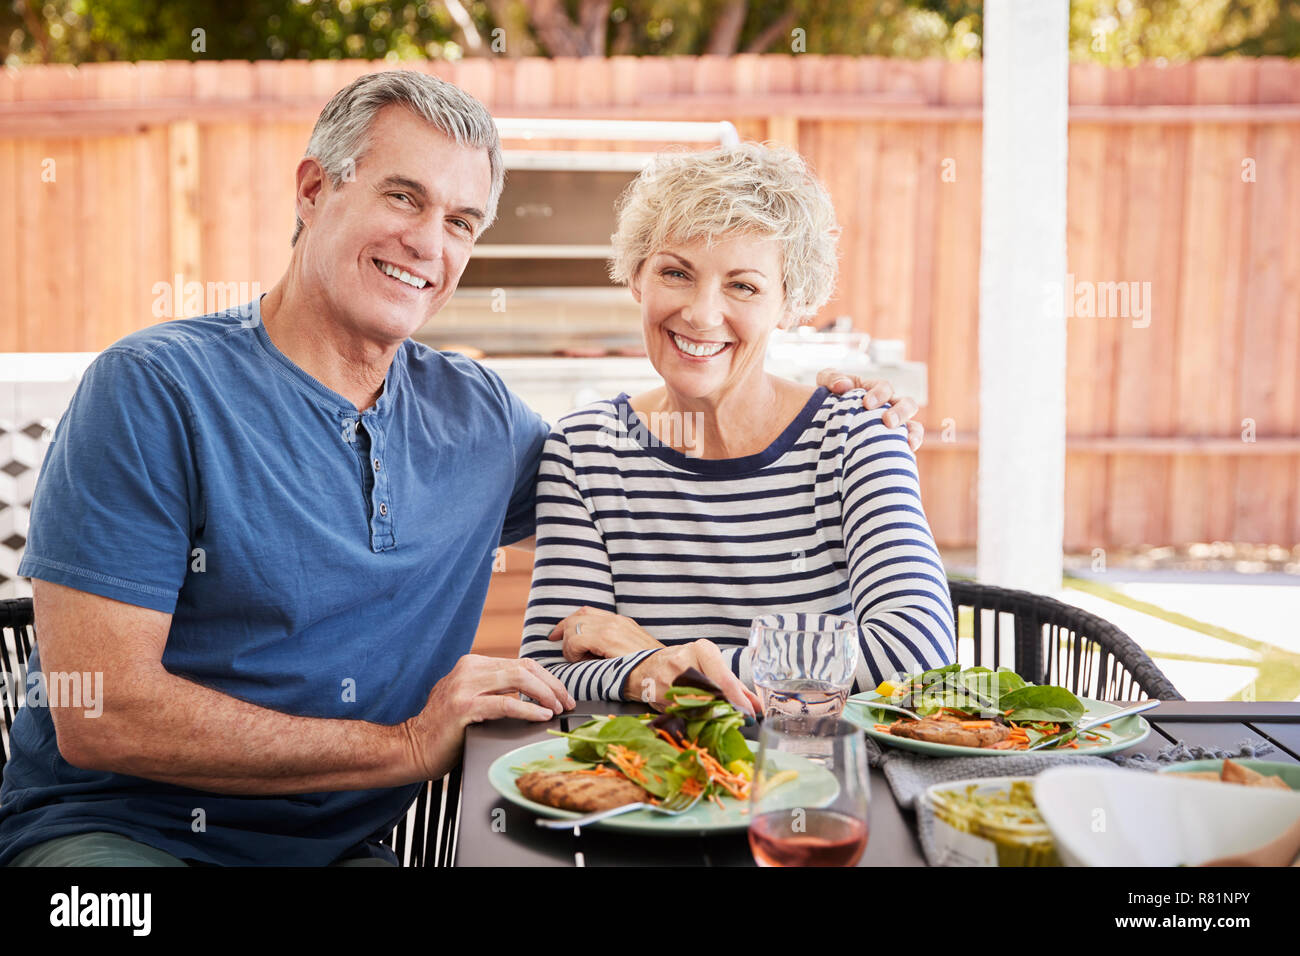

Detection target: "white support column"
[977, 0, 1070, 595]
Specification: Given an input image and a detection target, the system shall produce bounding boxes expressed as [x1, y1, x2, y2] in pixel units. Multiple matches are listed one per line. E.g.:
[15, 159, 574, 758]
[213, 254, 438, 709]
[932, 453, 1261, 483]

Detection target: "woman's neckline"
[612, 385, 830, 475]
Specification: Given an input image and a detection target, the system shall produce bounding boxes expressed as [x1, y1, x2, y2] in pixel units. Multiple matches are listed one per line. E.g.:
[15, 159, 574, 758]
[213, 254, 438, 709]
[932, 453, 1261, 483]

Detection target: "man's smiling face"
[296, 103, 492, 347]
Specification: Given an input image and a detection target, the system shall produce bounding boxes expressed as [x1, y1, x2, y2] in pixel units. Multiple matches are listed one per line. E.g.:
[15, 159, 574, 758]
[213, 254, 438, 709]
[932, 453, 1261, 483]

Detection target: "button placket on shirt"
[362, 411, 395, 551]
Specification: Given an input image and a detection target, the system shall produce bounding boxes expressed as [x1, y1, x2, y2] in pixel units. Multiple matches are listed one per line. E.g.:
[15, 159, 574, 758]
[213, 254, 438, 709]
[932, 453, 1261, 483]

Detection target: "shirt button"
[379, 502, 388, 517]
[373, 458, 382, 472]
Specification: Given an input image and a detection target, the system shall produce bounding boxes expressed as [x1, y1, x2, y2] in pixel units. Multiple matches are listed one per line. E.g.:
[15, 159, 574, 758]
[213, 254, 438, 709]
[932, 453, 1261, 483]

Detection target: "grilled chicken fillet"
[516, 770, 651, 812]
[888, 717, 1012, 748]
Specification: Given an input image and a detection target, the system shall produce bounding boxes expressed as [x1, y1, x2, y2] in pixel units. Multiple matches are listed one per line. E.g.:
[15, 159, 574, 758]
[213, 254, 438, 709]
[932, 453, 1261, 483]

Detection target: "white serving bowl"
[1033, 766, 1300, 866]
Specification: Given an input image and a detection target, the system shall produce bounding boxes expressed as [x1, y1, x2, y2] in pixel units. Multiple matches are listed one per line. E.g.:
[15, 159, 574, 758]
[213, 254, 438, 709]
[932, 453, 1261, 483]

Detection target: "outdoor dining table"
[453, 699, 1300, 866]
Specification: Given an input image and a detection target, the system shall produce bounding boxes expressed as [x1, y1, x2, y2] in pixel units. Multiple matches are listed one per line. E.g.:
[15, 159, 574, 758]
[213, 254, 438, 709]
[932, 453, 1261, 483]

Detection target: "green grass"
[1062, 575, 1300, 702]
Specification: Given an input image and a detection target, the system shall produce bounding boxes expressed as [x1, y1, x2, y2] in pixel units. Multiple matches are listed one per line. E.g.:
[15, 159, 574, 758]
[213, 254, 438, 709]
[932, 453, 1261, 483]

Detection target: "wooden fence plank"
[1106, 63, 1188, 549]
[15, 65, 84, 352]
[0, 139, 17, 351]
[1244, 61, 1300, 546]
[1170, 61, 1244, 543]
[919, 59, 982, 547]
[1063, 65, 1112, 553]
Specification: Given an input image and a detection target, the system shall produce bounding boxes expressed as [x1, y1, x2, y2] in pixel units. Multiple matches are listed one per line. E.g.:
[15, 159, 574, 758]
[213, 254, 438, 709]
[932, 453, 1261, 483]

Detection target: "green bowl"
[1159, 759, 1300, 790]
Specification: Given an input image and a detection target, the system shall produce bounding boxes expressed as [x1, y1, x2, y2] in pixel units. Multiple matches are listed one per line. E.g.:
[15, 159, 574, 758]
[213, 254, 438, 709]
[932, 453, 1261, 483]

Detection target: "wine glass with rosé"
[748, 716, 871, 867]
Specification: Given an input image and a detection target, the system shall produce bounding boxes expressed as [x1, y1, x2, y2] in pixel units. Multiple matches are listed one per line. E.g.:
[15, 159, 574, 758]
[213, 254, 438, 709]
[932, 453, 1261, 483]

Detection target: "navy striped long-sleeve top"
[518, 386, 956, 701]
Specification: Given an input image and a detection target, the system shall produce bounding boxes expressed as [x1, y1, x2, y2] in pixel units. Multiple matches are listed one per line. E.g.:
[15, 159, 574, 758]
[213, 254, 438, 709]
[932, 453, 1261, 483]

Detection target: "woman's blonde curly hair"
[609, 141, 840, 324]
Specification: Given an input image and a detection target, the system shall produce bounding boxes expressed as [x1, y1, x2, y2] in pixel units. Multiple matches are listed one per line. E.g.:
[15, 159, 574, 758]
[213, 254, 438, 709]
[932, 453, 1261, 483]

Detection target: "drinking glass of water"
[748, 716, 871, 867]
[749, 613, 859, 719]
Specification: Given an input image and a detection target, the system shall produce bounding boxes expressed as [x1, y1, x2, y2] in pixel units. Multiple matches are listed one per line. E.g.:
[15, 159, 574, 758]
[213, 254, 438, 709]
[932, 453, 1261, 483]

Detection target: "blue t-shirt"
[0, 296, 549, 866]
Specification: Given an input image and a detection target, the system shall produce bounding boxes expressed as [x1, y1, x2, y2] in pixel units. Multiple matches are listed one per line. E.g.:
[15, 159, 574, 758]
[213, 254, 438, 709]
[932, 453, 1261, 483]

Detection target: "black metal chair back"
[0, 598, 37, 778]
[383, 769, 462, 867]
[948, 580, 1184, 701]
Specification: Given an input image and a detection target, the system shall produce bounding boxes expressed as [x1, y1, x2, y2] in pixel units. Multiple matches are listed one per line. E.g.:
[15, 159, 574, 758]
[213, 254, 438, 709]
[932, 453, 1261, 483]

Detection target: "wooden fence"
[1, 55, 1298, 552]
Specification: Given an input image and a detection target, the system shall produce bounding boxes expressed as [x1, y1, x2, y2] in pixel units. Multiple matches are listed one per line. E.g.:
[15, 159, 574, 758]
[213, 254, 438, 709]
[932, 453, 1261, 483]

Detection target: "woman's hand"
[625, 640, 761, 718]
[547, 606, 664, 662]
[815, 369, 924, 452]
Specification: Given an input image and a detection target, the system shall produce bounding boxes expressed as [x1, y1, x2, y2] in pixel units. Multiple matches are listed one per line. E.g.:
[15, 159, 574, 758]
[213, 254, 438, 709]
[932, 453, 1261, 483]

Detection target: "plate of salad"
[843, 663, 1151, 758]
[488, 670, 839, 834]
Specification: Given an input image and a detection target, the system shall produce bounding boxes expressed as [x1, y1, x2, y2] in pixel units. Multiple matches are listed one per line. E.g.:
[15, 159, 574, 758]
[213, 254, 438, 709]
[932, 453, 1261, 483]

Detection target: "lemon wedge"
[876, 680, 900, 698]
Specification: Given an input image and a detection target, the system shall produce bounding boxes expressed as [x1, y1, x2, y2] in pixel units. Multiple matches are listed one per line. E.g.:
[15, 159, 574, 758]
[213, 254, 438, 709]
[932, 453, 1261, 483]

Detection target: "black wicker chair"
[0, 596, 457, 867]
[947, 580, 1183, 701]
[0, 598, 35, 782]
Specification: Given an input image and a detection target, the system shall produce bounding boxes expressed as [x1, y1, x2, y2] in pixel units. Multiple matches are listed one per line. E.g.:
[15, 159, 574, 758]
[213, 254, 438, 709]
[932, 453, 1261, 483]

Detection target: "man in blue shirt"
[0, 71, 922, 867]
[0, 71, 578, 867]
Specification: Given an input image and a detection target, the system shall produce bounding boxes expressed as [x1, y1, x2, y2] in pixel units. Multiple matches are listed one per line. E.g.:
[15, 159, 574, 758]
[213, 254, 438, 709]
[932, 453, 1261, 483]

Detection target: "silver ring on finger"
[574, 622, 583, 636]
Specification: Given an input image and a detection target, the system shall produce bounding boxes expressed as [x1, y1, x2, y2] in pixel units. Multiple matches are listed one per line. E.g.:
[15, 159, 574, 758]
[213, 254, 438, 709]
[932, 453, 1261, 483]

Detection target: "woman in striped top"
[519, 143, 955, 713]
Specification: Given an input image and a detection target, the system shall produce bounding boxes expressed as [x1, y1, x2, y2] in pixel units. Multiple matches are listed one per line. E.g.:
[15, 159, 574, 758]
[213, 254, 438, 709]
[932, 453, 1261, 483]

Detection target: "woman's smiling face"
[631, 234, 788, 402]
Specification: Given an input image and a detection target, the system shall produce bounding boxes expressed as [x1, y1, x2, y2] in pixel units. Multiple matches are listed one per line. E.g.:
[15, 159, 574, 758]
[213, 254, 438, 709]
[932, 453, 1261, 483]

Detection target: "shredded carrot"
[655, 728, 685, 750]
[959, 720, 994, 728]
[619, 727, 754, 803]
[606, 744, 649, 783]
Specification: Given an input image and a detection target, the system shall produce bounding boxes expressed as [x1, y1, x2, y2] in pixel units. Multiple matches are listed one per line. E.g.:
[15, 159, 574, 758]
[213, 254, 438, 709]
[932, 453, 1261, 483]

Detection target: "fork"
[535, 787, 705, 830]
[1024, 699, 1162, 751]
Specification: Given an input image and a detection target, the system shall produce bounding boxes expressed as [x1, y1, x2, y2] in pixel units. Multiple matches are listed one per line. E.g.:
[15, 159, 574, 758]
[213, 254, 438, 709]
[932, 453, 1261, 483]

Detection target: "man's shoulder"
[400, 341, 510, 405]
[96, 306, 255, 381]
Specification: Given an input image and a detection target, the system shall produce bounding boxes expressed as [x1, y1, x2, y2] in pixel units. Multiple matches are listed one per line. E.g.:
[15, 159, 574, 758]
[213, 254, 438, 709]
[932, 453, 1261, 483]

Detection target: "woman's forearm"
[521, 639, 655, 702]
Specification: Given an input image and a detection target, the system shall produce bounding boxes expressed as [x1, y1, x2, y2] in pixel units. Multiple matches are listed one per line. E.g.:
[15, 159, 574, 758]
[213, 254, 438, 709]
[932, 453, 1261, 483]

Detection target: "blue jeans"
[8, 832, 397, 867]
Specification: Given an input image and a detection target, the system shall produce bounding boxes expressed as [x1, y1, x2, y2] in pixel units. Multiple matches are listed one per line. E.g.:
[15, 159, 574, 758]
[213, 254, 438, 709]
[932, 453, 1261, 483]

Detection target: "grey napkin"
[863, 736, 1277, 866]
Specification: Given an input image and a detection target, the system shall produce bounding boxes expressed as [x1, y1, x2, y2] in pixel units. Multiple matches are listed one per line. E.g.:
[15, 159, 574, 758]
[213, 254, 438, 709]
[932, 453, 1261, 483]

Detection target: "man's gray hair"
[291, 70, 504, 246]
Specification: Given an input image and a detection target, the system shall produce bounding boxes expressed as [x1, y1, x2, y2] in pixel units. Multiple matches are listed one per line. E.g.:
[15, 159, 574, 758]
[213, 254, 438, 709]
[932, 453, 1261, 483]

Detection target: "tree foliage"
[3, 0, 1297, 65]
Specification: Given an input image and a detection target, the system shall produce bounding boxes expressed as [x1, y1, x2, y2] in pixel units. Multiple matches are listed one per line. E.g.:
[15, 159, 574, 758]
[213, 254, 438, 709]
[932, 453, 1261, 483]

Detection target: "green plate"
[488, 737, 839, 834]
[1159, 759, 1300, 790]
[844, 692, 1151, 758]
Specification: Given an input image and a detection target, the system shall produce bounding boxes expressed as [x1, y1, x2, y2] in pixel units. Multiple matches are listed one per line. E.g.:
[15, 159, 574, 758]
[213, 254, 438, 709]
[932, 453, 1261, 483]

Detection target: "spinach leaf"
[555, 714, 663, 761]
[668, 667, 723, 696]
[1032, 727, 1079, 750]
[999, 685, 1085, 723]
[994, 668, 1027, 696]
[696, 718, 751, 767]
[917, 663, 961, 686]
[552, 717, 610, 763]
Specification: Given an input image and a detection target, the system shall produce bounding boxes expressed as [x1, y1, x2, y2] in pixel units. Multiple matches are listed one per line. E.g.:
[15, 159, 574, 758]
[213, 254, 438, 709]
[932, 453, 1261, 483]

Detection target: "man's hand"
[547, 606, 664, 662]
[401, 655, 575, 781]
[815, 369, 924, 452]
[624, 640, 760, 718]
